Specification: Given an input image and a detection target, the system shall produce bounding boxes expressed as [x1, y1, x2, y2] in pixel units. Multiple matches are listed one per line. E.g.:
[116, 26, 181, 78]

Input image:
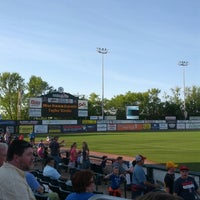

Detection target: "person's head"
[54, 136, 59, 141]
[116, 156, 123, 164]
[0, 143, 8, 166]
[72, 169, 95, 193]
[44, 156, 55, 167]
[166, 161, 178, 173]
[113, 166, 119, 175]
[135, 154, 146, 165]
[71, 142, 77, 148]
[137, 191, 183, 200]
[179, 165, 189, 179]
[7, 140, 34, 171]
[82, 141, 88, 148]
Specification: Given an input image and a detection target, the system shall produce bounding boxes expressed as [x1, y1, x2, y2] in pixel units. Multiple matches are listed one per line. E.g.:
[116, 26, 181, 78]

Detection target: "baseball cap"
[135, 154, 146, 162]
[179, 165, 189, 171]
[166, 161, 178, 169]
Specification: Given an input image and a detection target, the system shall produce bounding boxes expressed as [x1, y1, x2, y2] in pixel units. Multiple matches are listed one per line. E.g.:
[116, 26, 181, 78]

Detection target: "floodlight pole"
[97, 48, 108, 120]
[178, 61, 189, 120]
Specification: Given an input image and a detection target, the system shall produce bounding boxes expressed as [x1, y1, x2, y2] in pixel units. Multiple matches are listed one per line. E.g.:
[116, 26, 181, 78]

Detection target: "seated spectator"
[43, 156, 67, 181]
[26, 171, 44, 193]
[0, 140, 35, 200]
[0, 143, 8, 167]
[26, 171, 60, 200]
[137, 191, 183, 200]
[66, 169, 96, 200]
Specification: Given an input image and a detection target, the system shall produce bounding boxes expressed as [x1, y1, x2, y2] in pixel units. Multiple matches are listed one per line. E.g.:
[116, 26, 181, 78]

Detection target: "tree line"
[0, 72, 200, 120]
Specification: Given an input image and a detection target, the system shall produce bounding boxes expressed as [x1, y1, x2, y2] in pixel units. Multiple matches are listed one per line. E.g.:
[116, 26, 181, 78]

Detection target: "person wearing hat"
[164, 161, 178, 194]
[131, 154, 160, 199]
[173, 165, 200, 200]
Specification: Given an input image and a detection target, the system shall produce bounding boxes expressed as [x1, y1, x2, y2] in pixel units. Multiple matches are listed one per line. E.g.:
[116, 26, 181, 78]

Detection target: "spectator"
[66, 169, 96, 200]
[0, 140, 36, 200]
[38, 139, 45, 148]
[137, 191, 183, 200]
[49, 136, 64, 169]
[104, 166, 125, 197]
[100, 156, 108, 171]
[164, 161, 178, 194]
[173, 165, 200, 200]
[76, 150, 82, 169]
[26, 171, 45, 193]
[19, 134, 24, 140]
[0, 142, 8, 167]
[37, 145, 45, 159]
[43, 156, 67, 181]
[4, 130, 12, 145]
[132, 154, 160, 199]
[29, 130, 36, 145]
[69, 142, 78, 168]
[26, 171, 60, 200]
[81, 141, 90, 169]
[112, 156, 127, 175]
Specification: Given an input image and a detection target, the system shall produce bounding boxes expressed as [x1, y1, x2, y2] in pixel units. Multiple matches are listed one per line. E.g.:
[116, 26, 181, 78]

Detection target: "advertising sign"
[126, 106, 139, 119]
[41, 92, 78, 117]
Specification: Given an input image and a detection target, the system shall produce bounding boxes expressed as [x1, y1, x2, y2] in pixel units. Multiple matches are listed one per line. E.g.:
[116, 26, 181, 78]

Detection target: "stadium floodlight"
[178, 61, 189, 120]
[96, 48, 108, 120]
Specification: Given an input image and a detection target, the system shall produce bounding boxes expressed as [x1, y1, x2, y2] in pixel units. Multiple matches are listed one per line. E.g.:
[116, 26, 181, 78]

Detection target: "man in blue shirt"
[132, 154, 160, 199]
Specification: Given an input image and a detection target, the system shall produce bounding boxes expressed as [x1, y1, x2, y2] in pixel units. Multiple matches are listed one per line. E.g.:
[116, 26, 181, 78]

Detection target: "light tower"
[178, 61, 189, 120]
[97, 48, 108, 119]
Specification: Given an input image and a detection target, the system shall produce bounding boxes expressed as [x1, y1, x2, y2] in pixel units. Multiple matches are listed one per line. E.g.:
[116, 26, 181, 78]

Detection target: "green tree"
[0, 72, 25, 119]
[186, 86, 200, 117]
[88, 93, 102, 117]
[162, 87, 183, 119]
[27, 75, 52, 97]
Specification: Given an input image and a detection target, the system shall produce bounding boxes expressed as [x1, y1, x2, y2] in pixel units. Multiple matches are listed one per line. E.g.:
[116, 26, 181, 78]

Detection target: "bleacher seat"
[58, 187, 71, 200]
[49, 182, 60, 194]
[34, 192, 48, 200]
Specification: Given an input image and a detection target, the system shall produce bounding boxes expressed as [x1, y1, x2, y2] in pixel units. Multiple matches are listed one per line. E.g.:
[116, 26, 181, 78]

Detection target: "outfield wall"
[1, 119, 200, 134]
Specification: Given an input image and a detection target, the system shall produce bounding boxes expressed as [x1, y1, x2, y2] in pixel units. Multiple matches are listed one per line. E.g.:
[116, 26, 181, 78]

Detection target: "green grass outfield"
[35, 130, 200, 172]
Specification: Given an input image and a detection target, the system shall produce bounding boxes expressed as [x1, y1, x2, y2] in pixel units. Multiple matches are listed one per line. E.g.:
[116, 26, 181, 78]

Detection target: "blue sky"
[0, 0, 199, 99]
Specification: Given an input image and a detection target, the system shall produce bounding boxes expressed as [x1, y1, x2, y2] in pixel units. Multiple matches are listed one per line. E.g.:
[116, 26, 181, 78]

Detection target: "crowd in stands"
[0, 131, 200, 200]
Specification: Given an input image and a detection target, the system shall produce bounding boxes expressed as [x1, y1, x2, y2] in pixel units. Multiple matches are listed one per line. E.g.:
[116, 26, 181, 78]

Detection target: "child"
[104, 166, 125, 197]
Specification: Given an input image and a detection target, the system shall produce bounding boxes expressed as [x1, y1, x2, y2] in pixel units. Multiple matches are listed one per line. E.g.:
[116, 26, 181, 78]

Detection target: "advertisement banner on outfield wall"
[86, 125, 97, 132]
[168, 123, 176, 129]
[62, 125, 84, 132]
[168, 123, 176, 130]
[159, 123, 168, 130]
[151, 123, 159, 130]
[48, 125, 62, 133]
[34, 125, 48, 133]
[97, 124, 107, 132]
[143, 123, 151, 130]
[186, 123, 200, 129]
[117, 123, 143, 131]
[82, 120, 96, 124]
[19, 125, 33, 134]
[43, 120, 77, 125]
[107, 124, 117, 131]
[177, 123, 186, 130]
